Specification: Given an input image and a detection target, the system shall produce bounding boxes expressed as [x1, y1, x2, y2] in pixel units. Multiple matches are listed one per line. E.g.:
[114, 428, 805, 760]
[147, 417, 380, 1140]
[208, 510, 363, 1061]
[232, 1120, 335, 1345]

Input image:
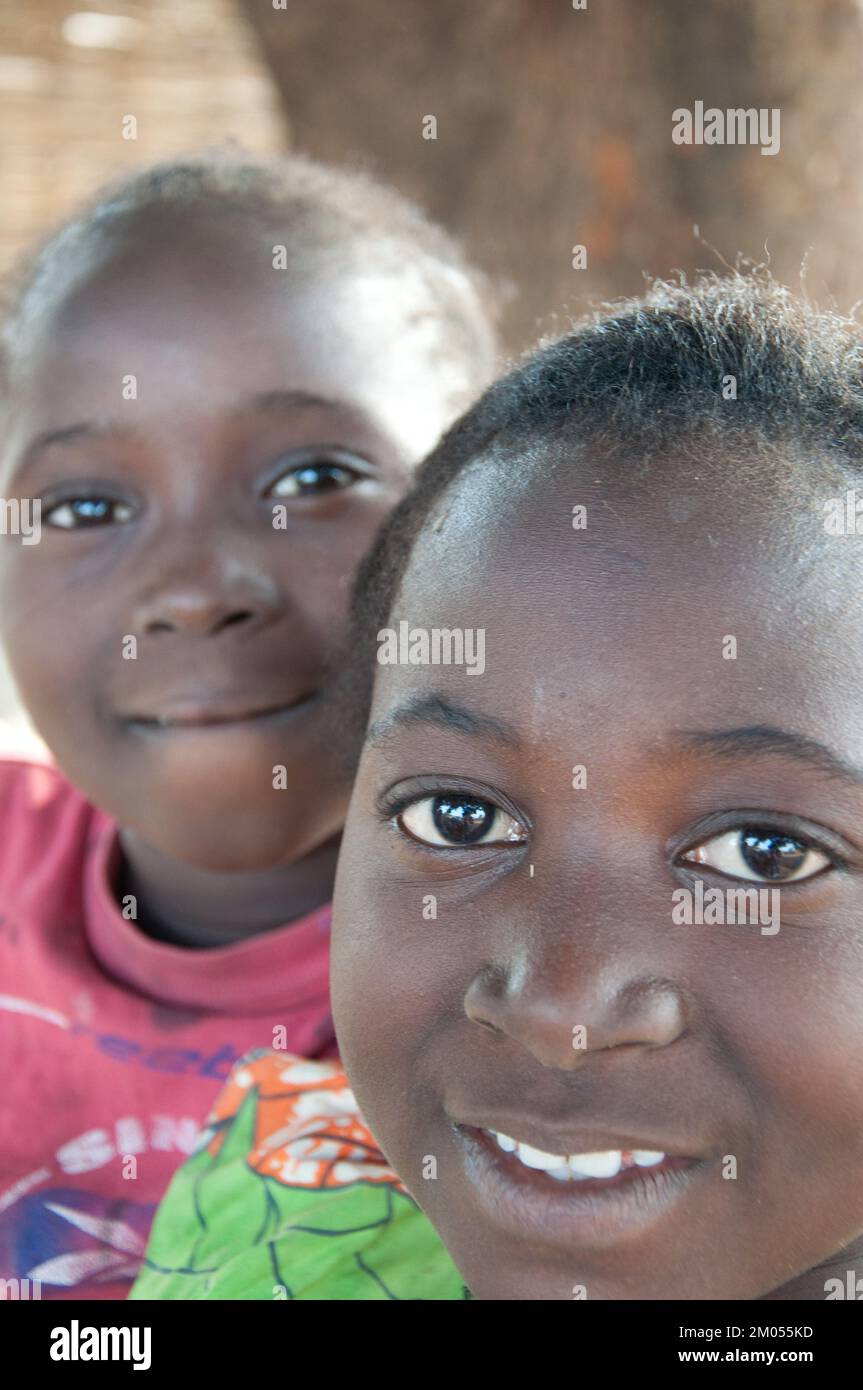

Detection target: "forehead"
[10, 223, 460, 458]
[370, 436, 863, 753]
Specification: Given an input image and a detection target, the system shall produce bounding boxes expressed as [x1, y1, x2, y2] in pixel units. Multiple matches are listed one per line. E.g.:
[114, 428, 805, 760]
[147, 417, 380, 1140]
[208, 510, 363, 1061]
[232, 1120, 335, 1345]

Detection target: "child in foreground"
[131, 274, 863, 1300]
[0, 152, 494, 1298]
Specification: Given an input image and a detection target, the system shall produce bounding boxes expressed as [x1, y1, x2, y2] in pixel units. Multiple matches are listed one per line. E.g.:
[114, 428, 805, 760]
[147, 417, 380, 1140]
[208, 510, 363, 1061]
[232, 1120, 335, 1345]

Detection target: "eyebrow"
[248, 390, 360, 424]
[8, 420, 137, 489]
[22, 420, 133, 456]
[670, 724, 863, 786]
[10, 390, 363, 485]
[366, 694, 521, 750]
[366, 710, 863, 785]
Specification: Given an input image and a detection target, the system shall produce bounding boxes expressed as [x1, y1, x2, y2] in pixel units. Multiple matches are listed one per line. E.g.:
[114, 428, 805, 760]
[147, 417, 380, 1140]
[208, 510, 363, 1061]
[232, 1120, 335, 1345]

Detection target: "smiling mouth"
[479, 1128, 694, 1190]
[455, 1122, 706, 1245]
[127, 692, 318, 729]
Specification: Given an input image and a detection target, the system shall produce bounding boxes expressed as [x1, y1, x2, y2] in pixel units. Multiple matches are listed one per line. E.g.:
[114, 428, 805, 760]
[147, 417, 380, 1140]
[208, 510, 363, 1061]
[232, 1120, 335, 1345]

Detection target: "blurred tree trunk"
[238, 0, 863, 355]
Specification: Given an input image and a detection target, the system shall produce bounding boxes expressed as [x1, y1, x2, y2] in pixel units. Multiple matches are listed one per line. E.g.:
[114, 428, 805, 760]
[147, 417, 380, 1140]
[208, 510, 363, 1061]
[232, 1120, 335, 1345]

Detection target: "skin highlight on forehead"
[3, 221, 483, 480]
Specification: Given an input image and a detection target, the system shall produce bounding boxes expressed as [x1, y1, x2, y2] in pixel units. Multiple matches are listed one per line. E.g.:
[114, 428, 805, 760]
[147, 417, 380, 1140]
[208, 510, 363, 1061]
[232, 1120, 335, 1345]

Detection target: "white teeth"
[567, 1150, 624, 1179]
[514, 1141, 568, 1171]
[491, 1132, 647, 1182]
[633, 1150, 666, 1168]
[491, 1134, 625, 1178]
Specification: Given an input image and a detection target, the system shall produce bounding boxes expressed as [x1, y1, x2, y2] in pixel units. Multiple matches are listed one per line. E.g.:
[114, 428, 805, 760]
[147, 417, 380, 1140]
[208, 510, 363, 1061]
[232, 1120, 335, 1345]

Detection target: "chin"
[170, 823, 313, 873]
[131, 799, 323, 873]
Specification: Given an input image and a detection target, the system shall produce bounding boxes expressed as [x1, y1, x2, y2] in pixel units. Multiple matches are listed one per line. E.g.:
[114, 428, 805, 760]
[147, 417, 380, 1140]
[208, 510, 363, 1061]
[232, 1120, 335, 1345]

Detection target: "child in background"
[134, 275, 863, 1300]
[0, 152, 495, 1299]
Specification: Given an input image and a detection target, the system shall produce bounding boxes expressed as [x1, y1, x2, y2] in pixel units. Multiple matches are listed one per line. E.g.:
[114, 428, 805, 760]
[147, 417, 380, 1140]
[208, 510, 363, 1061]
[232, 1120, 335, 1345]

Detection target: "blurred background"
[0, 0, 861, 734]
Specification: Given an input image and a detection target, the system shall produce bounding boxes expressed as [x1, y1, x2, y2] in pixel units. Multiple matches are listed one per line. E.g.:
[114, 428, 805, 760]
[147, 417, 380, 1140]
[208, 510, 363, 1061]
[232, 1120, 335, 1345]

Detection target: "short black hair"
[347, 271, 863, 729]
[0, 148, 497, 401]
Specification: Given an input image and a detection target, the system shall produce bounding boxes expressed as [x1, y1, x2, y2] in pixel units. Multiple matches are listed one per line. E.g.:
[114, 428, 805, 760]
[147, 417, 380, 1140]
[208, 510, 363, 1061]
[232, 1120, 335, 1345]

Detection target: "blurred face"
[333, 440, 863, 1300]
[0, 220, 461, 871]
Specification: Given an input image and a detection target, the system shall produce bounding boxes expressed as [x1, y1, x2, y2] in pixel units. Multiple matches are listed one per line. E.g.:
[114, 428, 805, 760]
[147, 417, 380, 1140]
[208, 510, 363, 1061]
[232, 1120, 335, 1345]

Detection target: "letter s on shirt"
[56, 1128, 115, 1174]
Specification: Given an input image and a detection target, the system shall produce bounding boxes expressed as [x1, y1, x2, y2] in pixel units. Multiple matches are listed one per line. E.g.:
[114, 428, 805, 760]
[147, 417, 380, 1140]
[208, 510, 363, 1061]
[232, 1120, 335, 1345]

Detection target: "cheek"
[333, 492, 407, 574]
[759, 983, 863, 1270]
[737, 939, 863, 1194]
[270, 512, 385, 632]
[332, 884, 416, 1056]
[0, 567, 92, 705]
[332, 836, 460, 1080]
[776, 990, 863, 1130]
[331, 885, 448, 1175]
[276, 511, 404, 669]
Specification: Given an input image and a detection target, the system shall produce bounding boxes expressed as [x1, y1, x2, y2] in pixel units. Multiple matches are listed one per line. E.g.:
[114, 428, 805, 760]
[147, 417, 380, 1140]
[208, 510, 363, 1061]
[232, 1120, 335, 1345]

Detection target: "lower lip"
[128, 694, 319, 732]
[455, 1125, 707, 1248]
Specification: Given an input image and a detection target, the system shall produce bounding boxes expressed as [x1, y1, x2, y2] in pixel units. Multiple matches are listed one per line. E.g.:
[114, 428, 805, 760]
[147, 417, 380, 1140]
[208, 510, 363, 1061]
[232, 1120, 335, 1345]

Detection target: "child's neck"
[115, 830, 341, 948]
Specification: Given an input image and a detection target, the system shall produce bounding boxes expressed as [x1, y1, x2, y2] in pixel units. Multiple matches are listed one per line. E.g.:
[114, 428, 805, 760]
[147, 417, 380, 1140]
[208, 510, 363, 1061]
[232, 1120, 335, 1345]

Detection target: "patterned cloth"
[129, 1053, 468, 1301]
[0, 757, 335, 1299]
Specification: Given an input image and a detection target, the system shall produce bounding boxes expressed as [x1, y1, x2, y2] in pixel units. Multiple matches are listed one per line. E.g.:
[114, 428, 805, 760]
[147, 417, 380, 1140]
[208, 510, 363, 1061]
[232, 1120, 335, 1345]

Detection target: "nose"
[131, 537, 285, 639]
[464, 932, 689, 1071]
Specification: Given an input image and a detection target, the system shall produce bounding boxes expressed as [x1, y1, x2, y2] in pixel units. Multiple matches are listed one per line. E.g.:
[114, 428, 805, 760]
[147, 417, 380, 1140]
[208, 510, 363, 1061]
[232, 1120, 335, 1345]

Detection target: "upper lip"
[453, 1114, 703, 1160]
[125, 691, 316, 727]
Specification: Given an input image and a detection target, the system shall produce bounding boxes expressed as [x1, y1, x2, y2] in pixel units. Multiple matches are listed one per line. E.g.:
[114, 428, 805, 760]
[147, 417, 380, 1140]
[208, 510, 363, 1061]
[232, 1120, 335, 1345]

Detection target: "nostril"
[216, 609, 255, 632]
[142, 609, 256, 637]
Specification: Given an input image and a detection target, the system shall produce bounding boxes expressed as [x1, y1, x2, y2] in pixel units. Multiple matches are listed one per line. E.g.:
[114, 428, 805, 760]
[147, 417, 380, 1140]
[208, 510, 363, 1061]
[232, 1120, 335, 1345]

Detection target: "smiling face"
[332, 435, 863, 1300]
[0, 215, 463, 871]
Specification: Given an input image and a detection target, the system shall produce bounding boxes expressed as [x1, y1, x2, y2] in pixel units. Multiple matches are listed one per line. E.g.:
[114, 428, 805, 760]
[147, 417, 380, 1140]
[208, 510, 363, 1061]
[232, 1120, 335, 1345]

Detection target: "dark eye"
[682, 827, 831, 883]
[270, 462, 359, 498]
[44, 497, 134, 529]
[398, 794, 527, 848]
